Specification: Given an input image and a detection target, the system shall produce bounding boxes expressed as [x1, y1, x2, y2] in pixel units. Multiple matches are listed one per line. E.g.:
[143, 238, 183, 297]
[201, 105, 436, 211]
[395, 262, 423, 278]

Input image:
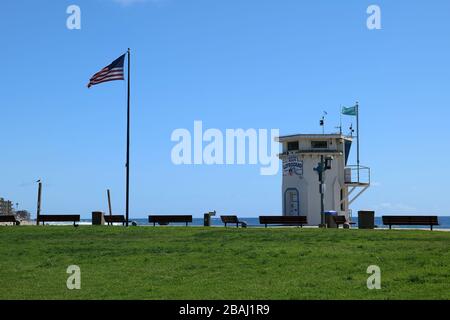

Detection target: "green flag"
[342, 105, 357, 116]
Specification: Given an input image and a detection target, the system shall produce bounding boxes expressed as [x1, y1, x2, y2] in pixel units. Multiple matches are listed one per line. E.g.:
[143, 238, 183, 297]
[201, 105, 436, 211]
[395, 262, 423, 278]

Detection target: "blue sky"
[1, 0, 450, 218]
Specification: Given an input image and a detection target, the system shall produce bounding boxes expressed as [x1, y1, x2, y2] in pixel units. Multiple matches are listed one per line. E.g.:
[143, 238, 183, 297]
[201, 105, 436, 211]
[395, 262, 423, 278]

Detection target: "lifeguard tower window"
[311, 141, 328, 149]
[287, 141, 299, 151]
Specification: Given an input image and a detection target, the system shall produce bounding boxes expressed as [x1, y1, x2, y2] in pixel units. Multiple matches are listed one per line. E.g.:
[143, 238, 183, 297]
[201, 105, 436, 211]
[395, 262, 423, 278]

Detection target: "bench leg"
[236, 223, 239, 228]
[431, 225, 433, 231]
[389, 225, 392, 230]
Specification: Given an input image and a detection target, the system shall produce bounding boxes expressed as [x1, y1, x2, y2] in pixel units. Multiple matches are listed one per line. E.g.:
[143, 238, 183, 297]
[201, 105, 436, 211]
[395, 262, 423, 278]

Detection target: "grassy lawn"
[0, 226, 449, 300]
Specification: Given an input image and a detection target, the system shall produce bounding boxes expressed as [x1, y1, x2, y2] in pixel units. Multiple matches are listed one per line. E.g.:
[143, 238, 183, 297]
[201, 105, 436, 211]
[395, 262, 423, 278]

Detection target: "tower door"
[285, 188, 300, 216]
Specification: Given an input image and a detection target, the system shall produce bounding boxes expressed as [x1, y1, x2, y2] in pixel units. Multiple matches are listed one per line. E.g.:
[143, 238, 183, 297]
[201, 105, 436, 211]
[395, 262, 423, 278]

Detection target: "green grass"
[0, 226, 449, 300]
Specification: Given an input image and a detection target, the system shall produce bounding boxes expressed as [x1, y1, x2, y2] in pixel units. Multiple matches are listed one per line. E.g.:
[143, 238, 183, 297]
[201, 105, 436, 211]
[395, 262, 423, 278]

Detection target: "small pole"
[314, 156, 327, 228]
[320, 155, 325, 227]
[321, 111, 328, 135]
[356, 102, 360, 183]
[107, 189, 112, 216]
[36, 181, 42, 225]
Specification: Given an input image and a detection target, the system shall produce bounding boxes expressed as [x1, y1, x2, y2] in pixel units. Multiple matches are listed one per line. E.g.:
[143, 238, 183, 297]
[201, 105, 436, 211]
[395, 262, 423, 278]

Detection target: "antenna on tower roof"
[336, 106, 343, 134]
[320, 111, 327, 134]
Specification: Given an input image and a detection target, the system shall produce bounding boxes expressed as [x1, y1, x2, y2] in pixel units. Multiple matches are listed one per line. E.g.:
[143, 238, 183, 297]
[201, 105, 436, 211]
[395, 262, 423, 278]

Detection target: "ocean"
[70, 216, 450, 229]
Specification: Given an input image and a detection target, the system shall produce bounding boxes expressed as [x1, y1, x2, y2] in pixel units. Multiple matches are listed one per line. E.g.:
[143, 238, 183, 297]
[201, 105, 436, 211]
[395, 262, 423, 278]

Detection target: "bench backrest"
[259, 216, 308, 225]
[148, 215, 193, 223]
[104, 215, 126, 223]
[382, 215, 439, 225]
[38, 215, 80, 222]
[221, 216, 239, 223]
[0, 215, 18, 223]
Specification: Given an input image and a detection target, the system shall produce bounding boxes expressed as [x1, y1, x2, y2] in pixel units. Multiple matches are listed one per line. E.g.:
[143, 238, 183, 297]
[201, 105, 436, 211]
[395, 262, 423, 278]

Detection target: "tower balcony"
[345, 165, 371, 186]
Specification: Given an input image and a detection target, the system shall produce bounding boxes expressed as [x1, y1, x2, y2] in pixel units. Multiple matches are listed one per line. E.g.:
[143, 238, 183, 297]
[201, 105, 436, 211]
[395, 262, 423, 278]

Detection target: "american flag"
[87, 54, 126, 88]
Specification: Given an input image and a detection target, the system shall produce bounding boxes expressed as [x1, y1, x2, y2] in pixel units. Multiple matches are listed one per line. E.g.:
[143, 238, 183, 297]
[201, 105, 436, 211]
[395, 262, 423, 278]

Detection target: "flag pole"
[126, 48, 131, 227]
[356, 101, 360, 183]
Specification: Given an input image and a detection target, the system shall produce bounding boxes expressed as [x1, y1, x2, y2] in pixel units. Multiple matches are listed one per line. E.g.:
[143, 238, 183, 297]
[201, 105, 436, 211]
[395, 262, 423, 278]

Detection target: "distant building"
[0, 197, 14, 216]
[16, 210, 31, 220]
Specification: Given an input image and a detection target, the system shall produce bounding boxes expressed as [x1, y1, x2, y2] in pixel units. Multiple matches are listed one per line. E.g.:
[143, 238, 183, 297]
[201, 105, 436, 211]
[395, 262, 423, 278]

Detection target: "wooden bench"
[259, 216, 307, 228]
[148, 215, 192, 226]
[104, 215, 127, 226]
[0, 215, 20, 226]
[382, 215, 439, 231]
[220, 215, 247, 228]
[38, 215, 80, 227]
[333, 215, 356, 228]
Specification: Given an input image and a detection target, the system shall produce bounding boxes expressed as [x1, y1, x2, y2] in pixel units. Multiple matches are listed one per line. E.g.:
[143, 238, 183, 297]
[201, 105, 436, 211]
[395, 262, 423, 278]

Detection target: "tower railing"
[344, 165, 371, 206]
[344, 165, 370, 185]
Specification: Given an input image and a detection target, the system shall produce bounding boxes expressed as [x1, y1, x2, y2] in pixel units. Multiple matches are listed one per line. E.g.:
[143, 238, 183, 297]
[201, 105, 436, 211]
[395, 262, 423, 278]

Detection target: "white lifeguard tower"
[277, 133, 370, 226]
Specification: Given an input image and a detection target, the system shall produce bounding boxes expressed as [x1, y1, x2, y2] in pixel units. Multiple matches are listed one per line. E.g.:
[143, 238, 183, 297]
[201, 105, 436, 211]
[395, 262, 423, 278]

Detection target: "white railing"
[345, 165, 371, 185]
